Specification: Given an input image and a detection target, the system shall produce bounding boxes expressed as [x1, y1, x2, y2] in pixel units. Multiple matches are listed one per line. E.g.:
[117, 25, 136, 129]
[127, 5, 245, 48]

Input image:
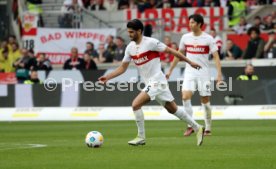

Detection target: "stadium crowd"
[1, 0, 275, 83]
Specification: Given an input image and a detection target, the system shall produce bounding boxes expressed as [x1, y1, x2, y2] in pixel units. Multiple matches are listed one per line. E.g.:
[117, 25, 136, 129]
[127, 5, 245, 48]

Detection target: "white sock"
[202, 102, 212, 131]
[173, 107, 200, 132]
[133, 109, 145, 138]
[182, 100, 193, 128]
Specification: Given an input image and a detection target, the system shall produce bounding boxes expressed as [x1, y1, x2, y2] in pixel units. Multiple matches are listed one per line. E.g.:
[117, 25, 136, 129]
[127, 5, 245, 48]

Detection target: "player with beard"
[99, 19, 205, 146]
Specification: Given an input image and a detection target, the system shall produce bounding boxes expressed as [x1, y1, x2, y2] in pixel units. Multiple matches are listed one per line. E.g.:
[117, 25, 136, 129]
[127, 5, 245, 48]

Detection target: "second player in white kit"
[167, 14, 222, 136]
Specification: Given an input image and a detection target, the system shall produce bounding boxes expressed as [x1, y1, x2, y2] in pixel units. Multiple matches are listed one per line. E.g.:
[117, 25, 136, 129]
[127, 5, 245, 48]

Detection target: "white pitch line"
[0, 143, 47, 151]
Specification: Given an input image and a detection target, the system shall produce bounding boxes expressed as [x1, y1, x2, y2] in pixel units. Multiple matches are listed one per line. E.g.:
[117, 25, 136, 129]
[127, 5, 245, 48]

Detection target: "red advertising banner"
[125, 7, 227, 33]
[0, 73, 17, 84]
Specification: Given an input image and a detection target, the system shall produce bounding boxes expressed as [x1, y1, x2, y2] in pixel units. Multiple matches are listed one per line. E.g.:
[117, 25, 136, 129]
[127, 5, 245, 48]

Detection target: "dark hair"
[254, 16, 261, 20]
[2, 47, 8, 54]
[189, 14, 204, 28]
[127, 19, 144, 32]
[247, 27, 260, 36]
[9, 35, 16, 39]
[86, 42, 94, 47]
[116, 36, 124, 42]
[12, 42, 19, 48]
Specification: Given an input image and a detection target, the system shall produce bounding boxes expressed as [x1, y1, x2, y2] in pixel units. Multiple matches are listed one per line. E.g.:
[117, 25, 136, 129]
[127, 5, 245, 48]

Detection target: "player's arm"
[165, 49, 182, 79]
[164, 47, 201, 79]
[98, 62, 130, 84]
[166, 54, 180, 79]
[212, 51, 223, 84]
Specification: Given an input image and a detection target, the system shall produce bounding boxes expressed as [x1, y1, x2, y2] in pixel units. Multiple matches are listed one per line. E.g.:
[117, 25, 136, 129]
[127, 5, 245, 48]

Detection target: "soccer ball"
[85, 131, 104, 148]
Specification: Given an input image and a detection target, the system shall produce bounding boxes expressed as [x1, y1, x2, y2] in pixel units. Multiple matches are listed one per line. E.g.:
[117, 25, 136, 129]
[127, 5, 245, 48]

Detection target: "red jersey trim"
[185, 44, 210, 54]
[131, 51, 159, 66]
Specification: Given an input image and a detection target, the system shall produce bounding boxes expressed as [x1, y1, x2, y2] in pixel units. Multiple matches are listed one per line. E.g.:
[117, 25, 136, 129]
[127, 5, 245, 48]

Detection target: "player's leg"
[182, 77, 196, 136]
[182, 90, 194, 136]
[199, 78, 212, 136]
[201, 96, 212, 136]
[163, 101, 205, 146]
[128, 91, 150, 145]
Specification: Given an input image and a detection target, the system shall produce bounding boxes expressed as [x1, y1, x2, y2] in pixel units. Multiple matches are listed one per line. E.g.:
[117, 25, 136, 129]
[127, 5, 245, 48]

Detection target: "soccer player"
[166, 14, 222, 136]
[98, 19, 205, 146]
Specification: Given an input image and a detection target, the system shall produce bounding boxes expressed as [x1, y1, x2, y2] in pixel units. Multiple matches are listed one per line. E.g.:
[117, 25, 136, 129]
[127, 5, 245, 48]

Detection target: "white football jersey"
[123, 36, 167, 85]
[179, 32, 218, 77]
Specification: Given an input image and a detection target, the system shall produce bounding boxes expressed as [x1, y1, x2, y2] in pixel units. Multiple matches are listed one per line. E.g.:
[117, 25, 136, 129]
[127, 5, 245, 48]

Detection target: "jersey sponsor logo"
[131, 51, 159, 66]
[185, 45, 210, 54]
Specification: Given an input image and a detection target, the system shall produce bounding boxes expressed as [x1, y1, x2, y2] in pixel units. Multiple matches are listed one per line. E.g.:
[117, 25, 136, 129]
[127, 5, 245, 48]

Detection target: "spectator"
[59, 0, 83, 28]
[204, 0, 220, 6]
[104, 0, 118, 11]
[13, 48, 32, 83]
[209, 28, 223, 59]
[13, 48, 32, 70]
[24, 70, 42, 84]
[157, 0, 175, 8]
[0, 47, 10, 72]
[231, 17, 252, 34]
[27, 49, 38, 70]
[252, 16, 265, 31]
[176, 0, 191, 7]
[59, 1, 74, 28]
[114, 36, 126, 62]
[223, 39, 243, 60]
[228, 0, 246, 27]
[63, 47, 85, 70]
[242, 27, 265, 59]
[264, 31, 276, 59]
[118, 0, 130, 9]
[84, 42, 98, 58]
[98, 43, 113, 63]
[83, 53, 97, 70]
[0, 40, 8, 51]
[88, 0, 106, 10]
[106, 35, 117, 59]
[237, 64, 259, 80]
[10, 42, 21, 60]
[264, 15, 275, 30]
[7, 35, 16, 51]
[0, 42, 21, 73]
[137, 0, 152, 12]
[36, 53, 52, 71]
[26, 0, 44, 27]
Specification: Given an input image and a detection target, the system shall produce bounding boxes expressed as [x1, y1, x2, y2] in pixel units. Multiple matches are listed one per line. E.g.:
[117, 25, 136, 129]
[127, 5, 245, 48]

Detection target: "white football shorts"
[182, 76, 211, 96]
[143, 82, 174, 106]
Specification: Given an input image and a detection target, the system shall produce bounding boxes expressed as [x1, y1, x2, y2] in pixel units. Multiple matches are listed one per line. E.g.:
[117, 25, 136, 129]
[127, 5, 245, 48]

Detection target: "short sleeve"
[179, 35, 185, 52]
[210, 37, 218, 54]
[151, 38, 167, 52]
[122, 45, 132, 62]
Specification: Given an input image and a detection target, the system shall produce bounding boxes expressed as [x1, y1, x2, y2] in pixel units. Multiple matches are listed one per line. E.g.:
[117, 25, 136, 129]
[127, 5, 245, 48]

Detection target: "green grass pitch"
[0, 120, 276, 169]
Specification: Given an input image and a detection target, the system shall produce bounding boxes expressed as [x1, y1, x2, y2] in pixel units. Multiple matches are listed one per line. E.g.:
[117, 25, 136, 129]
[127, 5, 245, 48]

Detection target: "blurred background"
[0, 0, 275, 121]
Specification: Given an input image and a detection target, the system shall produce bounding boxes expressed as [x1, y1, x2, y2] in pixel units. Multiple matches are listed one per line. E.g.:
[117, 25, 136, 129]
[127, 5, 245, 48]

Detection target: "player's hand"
[190, 62, 201, 70]
[98, 76, 108, 84]
[165, 71, 172, 79]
